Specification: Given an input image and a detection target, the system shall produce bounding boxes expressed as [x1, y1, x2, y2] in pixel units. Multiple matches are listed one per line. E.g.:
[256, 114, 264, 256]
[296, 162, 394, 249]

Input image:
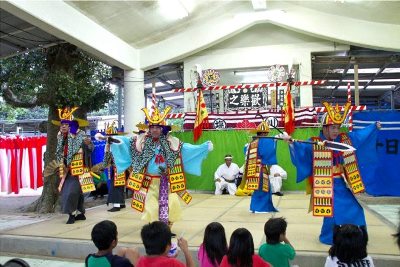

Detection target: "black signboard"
[224, 88, 267, 111]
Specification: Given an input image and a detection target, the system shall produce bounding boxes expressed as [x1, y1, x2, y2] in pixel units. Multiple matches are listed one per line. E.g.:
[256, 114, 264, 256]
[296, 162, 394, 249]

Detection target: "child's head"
[227, 228, 254, 267]
[264, 217, 287, 244]
[329, 224, 368, 263]
[141, 221, 172, 256]
[203, 222, 228, 265]
[91, 220, 118, 251]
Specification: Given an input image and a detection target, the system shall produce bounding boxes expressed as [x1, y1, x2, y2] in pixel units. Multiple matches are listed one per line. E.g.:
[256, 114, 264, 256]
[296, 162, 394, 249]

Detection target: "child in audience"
[85, 220, 139, 267]
[393, 214, 400, 250]
[259, 217, 295, 267]
[198, 222, 228, 267]
[324, 224, 374, 267]
[220, 228, 271, 267]
[136, 221, 195, 267]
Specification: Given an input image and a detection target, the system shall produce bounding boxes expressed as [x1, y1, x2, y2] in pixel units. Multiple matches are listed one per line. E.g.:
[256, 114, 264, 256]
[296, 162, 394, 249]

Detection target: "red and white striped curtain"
[0, 136, 47, 194]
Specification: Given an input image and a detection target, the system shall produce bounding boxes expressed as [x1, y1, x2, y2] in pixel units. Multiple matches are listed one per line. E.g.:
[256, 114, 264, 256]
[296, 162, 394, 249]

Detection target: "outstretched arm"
[109, 136, 133, 173]
[181, 141, 212, 176]
[288, 140, 313, 183]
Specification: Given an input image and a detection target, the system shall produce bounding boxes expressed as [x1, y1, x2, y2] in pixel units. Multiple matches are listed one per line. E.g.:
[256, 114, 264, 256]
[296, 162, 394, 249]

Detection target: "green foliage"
[1, 51, 46, 105]
[0, 103, 48, 121]
[0, 44, 114, 113]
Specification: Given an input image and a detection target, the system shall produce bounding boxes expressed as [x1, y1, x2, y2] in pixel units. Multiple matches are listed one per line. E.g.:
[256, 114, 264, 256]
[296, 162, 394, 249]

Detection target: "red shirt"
[136, 255, 186, 267]
[220, 254, 271, 267]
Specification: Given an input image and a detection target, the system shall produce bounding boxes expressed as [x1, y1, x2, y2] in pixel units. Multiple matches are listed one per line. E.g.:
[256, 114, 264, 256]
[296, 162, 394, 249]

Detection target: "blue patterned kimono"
[249, 138, 278, 213]
[289, 123, 379, 245]
[109, 135, 210, 222]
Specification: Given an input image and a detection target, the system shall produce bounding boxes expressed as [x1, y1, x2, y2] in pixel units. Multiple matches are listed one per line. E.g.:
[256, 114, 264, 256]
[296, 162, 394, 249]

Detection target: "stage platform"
[1, 192, 399, 266]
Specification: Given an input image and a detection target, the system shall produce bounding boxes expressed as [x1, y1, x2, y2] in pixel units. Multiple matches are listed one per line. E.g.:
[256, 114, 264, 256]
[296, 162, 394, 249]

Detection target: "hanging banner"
[353, 111, 400, 196]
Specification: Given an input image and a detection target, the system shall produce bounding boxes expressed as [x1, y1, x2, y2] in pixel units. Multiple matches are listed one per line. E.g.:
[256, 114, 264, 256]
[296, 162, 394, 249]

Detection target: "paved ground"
[0, 191, 399, 267]
[0, 254, 82, 267]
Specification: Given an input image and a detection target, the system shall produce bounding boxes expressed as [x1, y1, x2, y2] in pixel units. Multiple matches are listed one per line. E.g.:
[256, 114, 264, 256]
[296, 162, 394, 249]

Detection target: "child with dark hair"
[258, 217, 295, 267]
[136, 221, 195, 267]
[198, 222, 228, 267]
[393, 213, 400, 250]
[220, 228, 271, 267]
[85, 220, 139, 267]
[324, 224, 374, 267]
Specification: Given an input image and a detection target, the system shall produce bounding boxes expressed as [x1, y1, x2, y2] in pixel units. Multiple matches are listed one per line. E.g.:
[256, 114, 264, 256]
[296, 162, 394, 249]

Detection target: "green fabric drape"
[172, 128, 322, 191]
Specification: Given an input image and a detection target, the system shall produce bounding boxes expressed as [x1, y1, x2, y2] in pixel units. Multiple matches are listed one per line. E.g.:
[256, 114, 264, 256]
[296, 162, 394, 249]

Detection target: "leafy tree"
[0, 43, 113, 213]
[0, 102, 48, 121]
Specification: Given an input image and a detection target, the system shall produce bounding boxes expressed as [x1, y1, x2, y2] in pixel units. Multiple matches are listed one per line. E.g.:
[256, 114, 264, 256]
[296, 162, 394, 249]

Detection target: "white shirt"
[214, 163, 240, 182]
[324, 256, 375, 267]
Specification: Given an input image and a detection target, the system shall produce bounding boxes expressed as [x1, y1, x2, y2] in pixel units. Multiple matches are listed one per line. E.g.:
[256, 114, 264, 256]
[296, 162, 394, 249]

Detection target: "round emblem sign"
[213, 118, 226, 129]
[267, 117, 279, 128]
[201, 69, 220, 87]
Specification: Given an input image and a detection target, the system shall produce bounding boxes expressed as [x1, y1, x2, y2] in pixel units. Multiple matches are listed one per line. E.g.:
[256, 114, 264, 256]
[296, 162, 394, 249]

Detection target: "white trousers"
[270, 176, 283, 193]
[215, 180, 237, 195]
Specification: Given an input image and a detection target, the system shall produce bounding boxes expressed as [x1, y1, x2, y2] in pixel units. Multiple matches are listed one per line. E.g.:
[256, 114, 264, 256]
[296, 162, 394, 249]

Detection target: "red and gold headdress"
[51, 106, 89, 127]
[141, 106, 172, 126]
[321, 101, 351, 126]
[250, 118, 270, 134]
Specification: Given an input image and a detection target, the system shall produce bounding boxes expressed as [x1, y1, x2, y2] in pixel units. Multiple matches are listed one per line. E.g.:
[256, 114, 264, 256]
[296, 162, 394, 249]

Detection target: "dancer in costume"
[244, 119, 278, 213]
[54, 107, 94, 224]
[285, 101, 381, 245]
[103, 122, 127, 212]
[103, 142, 127, 212]
[108, 106, 213, 226]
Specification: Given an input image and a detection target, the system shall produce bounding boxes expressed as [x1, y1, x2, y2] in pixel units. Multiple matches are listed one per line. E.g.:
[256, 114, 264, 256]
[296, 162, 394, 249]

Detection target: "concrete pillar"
[124, 69, 145, 133]
[298, 53, 313, 107]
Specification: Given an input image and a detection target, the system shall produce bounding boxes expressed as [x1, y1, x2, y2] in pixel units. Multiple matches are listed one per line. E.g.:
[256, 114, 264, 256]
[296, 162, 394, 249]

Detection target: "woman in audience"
[325, 224, 374, 267]
[198, 222, 228, 267]
[220, 228, 271, 267]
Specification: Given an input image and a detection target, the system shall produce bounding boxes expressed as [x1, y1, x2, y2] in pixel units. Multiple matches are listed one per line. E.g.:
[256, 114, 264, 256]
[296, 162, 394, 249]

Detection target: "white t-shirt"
[324, 256, 375, 267]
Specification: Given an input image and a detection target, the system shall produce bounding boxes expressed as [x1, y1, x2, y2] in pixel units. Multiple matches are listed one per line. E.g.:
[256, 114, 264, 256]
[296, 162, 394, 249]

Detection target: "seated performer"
[269, 165, 287, 196]
[214, 154, 240, 195]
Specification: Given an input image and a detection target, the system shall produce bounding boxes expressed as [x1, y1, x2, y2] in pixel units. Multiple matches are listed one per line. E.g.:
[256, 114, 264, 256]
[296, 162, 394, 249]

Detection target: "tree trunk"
[26, 44, 80, 213]
[26, 105, 60, 213]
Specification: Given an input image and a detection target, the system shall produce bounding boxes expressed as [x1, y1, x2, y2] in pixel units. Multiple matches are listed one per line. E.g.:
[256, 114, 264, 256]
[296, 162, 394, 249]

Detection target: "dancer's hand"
[207, 141, 214, 151]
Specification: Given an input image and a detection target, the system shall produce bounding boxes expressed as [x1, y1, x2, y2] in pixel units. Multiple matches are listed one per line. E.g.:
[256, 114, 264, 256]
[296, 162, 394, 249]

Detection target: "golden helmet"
[321, 101, 351, 126]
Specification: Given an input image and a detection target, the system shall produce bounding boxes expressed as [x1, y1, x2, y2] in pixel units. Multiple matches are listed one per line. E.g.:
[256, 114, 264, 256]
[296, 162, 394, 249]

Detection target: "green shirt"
[258, 243, 296, 267]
